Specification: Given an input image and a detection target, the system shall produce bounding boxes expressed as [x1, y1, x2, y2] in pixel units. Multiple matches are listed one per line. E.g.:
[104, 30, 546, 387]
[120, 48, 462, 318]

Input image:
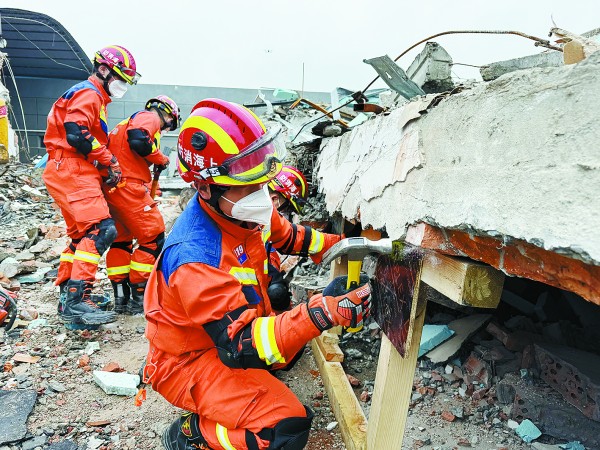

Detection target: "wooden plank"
[314, 330, 344, 362]
[367, 286, 426, 450]
[421, 252, 504, 308]
[311, 339, 367, 450]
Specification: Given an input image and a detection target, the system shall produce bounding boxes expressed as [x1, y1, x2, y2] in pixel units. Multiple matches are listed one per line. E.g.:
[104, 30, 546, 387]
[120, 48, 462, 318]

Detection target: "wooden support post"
[311, 339, 367, 450]
[366, 280, 426, 450]
[421, 252, 505, 308]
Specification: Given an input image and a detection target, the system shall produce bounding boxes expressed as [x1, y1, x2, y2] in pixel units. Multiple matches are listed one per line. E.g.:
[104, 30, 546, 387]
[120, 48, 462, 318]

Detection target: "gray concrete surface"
[316, 51, 600, 265]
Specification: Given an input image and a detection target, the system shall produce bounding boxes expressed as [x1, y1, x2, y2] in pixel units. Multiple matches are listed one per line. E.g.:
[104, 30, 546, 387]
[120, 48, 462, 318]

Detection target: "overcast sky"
[3, 0, 599, 92]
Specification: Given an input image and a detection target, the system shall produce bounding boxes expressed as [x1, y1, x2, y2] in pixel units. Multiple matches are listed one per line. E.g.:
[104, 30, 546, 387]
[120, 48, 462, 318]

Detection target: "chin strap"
[194, 182, 229, 214]
[96, 69, 115, 95]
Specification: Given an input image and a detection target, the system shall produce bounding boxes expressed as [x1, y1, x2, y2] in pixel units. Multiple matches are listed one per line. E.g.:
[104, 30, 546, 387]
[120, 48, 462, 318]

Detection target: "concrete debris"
[406, 42, 454, 94]
[425, 314, 491, 363]
[92, 370, 140, 396]
[0, 389, 37, 445]
[418, 324, 454, 357]
[480, 52, 563, 81]
[515, 419, 542, 443]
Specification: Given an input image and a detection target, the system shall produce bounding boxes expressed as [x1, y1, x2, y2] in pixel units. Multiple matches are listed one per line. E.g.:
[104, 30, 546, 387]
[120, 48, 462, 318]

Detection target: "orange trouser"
[147, 346, 307, 449]
[43, 156, 111, 284]
[104, 181, 165, 284]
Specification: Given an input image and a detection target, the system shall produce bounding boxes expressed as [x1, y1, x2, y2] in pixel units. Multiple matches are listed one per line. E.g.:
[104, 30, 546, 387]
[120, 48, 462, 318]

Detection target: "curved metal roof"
[0, 8, 91, 79]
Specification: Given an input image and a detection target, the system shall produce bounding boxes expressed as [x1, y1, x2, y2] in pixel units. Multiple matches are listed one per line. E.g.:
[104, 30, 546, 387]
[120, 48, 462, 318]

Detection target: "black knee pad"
[264, 406, 314, 450]
[88, 218, 117, 255]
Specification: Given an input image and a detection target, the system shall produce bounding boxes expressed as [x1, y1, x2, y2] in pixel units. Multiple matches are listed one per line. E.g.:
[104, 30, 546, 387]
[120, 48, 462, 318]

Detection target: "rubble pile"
[317, 281, 600, 449]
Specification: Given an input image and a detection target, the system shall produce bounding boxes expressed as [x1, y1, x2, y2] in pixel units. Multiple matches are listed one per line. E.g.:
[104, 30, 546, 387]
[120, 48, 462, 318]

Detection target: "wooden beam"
[314, 329, 344, 362]
[421, 252, 505, 309]
[366, 273, 426, 450]
[311, 339, 367, 450]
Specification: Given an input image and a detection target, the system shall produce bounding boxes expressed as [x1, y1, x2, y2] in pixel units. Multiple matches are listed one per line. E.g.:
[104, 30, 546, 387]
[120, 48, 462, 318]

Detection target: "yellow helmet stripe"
[241, 106, 266, 132]
[109, 45, 130, 67]
[181, 116, 239, 155]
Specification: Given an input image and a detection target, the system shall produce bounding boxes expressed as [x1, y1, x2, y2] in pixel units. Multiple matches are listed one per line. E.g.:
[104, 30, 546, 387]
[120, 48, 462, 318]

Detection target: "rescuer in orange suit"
[143, 99, 371, 450]
[266, 166, 310, 313]
[43, 45, 141, 326]
[103, 95, 181, 315]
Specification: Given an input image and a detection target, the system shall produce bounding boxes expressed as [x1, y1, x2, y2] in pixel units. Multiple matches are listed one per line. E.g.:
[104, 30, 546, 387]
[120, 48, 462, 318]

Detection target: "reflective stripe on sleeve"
[308, 229, 325, 254]
[229, 267, 258, 285]
[60, 252, 74, 263]
[254, 317, 285, 365]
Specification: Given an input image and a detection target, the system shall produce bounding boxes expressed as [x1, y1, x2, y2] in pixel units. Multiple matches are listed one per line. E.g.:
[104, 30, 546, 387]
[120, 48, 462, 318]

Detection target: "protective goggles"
[198, 124, 287, 183]
[113, 64, 141, 85]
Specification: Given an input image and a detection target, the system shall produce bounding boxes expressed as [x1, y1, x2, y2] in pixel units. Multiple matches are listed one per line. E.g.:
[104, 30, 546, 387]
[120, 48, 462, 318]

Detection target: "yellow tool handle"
[345, 259, 364, 333]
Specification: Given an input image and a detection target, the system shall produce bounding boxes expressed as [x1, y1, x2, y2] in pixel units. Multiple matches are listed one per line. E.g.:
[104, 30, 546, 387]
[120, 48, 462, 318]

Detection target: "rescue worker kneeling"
[104, 95, 180, 315]
[144, 99, 371, 450]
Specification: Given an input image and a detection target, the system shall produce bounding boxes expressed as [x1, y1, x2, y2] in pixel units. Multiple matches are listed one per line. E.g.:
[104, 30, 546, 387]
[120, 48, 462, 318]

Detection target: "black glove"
[105, 156, 122, 188]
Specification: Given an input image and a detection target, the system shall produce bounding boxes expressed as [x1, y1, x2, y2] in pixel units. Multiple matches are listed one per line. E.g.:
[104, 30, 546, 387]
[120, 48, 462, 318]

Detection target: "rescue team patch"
[233, 244, 248, 264]
[181, 413, 192, 437]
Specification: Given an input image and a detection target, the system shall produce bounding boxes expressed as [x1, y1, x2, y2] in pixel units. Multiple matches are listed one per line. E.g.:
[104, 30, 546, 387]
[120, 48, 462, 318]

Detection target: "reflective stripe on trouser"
[70, 235, 102, 282]
[106, 244, 132, 283]
[149, 347, 307, 450]
[56, 246, 75, 286]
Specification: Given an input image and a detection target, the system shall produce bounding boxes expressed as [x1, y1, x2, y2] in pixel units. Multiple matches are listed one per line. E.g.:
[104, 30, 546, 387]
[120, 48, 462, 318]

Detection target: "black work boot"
[111, 280, 131, 314]
[162, 412, 210, 450]
[60, 280, 117, 325]
[59, 282, 112, 314]
[126, 281, 146, 315]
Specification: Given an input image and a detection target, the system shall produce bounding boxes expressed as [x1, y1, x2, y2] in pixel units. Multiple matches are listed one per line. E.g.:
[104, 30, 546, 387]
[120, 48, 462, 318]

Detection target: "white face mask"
[109, 79, 129, 98]
[221, 185, 274, 226]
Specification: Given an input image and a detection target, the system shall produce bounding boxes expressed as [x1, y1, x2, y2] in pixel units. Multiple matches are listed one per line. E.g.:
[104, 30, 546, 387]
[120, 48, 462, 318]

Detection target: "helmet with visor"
[178, 99, 286, 186]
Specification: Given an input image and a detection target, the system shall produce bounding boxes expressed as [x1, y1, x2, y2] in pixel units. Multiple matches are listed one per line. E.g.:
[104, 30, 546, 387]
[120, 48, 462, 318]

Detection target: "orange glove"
[307, 276, 371, 332]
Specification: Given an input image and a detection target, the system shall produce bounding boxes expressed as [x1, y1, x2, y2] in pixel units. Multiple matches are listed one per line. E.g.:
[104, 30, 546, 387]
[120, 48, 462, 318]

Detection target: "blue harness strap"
[159, 194, 222, 285]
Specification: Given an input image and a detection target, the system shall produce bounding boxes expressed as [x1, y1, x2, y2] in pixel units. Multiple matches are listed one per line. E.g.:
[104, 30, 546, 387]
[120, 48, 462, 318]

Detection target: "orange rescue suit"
[144, 195, 339, 449]
[43, 76, 114, 284]
[103, 111, 169, 283]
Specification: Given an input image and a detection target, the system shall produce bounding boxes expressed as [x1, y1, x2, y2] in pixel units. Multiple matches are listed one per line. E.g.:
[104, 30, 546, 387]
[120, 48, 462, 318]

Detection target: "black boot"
[59, 282, 112, 314]
[61, 280, 117, 325]
[127, 281, 146, 315]
[162, 412, 210, 450]
[111, 280, 131, 314]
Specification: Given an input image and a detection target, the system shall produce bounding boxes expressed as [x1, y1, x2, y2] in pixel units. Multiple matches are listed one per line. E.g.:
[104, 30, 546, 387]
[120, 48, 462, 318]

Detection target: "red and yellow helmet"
[268, 165, 308, 214]
[177, 99, 286, 186]
[94, 45, 141, 85]
[145, 95, 181, 131]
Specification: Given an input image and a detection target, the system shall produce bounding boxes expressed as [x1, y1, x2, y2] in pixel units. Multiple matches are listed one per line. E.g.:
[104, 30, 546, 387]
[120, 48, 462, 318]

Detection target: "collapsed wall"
[316, 51, 600, 303]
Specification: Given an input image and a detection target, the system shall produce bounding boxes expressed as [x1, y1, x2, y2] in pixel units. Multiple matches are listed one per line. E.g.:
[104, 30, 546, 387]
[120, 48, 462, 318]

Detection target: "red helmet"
[94, 45, 141, 85]
[146, 95, 181, 131]
[268, 166, 308, 214]
[177, 99, 286, 186]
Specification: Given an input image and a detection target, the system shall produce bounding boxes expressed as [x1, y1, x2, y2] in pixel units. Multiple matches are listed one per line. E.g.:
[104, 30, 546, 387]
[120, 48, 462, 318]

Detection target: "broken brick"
[441, 410, 456, 422]
[536, 343, 600, 421]
[359, 391, 371, 402]
[101, 362, 124, 373]
[346, 374, 361, 387]
[457, 437, 471, 447]
[78, 354, 90, 368]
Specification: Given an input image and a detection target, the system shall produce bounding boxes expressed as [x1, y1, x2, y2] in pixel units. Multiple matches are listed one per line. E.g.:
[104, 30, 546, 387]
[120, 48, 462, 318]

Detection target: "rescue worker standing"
[266, 166, 309, 312]
[43, 45, 141, 326]
[104, 96, 180, 315]
[144, 99, 371, 450]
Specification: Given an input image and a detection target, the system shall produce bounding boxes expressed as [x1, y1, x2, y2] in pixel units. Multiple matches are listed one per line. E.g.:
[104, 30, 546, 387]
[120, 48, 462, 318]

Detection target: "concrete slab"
[0, 389, 37, 445]
[425, 314, 492, 364]
[316, 51, 600, 270]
